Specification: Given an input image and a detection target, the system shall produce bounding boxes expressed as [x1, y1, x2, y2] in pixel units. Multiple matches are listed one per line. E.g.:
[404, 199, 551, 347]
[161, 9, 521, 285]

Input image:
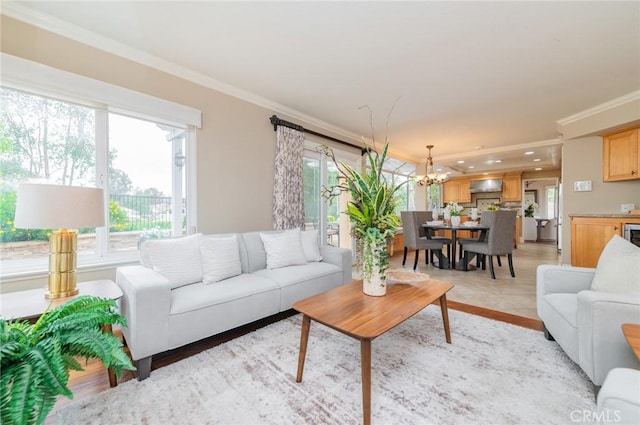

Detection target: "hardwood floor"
[46, 241, 555, 423]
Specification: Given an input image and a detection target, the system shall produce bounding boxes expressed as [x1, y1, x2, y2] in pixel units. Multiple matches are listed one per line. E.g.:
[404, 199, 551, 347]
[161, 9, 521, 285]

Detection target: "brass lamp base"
[46, 228, 79, 299]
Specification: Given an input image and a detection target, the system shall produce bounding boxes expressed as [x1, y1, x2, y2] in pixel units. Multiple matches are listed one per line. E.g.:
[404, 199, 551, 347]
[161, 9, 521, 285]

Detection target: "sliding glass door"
[303, 147, 354, 250]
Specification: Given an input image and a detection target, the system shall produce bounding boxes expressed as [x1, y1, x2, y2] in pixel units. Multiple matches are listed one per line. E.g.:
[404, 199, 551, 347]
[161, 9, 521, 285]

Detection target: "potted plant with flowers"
[445, 201, 464, 226]
[320, 141, 406, 296]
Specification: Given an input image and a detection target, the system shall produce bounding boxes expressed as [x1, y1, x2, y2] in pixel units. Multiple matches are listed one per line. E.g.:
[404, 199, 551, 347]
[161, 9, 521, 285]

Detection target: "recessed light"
[457, 160, 465, 164]
[494, 159, 502, 163]
[468, 166, 475, 169]
[533, 158, 541, 162]
[436, 168, 443, 172]
[535, 167, 542, 171]
[525, 151, 534, 155]
[446, 171, 453, 175]
[483, 172, 489, 175]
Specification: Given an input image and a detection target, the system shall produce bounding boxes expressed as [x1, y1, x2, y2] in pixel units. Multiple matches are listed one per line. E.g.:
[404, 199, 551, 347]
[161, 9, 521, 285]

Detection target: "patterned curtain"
[272, 125, 304, 230]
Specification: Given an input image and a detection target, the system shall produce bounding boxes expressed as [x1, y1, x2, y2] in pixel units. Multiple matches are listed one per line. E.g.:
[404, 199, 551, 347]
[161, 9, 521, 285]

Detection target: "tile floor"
[387, 241, 562, 319]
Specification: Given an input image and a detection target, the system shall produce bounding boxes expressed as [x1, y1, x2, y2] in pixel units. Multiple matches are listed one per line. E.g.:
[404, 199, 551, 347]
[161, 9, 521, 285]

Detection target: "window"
[0, 59, 199, 277]
[546, 186, 557, 218]
[302, 143, 358, 249]
[376, 156, 416, 214]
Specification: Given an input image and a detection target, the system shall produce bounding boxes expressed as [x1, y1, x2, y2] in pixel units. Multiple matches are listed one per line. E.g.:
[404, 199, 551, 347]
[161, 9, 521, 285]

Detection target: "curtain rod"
[269, 115, 367, 154]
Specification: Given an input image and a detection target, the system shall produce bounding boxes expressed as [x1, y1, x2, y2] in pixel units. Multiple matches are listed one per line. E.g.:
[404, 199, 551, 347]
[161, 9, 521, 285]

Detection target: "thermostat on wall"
[573, 181, 592, 192]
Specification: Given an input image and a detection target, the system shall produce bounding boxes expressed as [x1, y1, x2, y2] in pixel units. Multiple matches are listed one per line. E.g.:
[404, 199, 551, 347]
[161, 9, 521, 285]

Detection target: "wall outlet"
[573, 181, 592, 192]
[621, 203, 635, 214]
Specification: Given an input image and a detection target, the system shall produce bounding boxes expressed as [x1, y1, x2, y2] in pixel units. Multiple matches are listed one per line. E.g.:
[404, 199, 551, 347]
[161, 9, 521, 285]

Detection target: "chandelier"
[417, 145, 447, 187]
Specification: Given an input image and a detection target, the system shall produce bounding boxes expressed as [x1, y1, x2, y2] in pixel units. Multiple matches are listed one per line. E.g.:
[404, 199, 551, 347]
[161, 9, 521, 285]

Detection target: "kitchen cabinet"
[388, 232, 404, 256]
[571, 216, 640, 267]
[442, 178, 471, 204]
[502, 173, 522, 202]
[603, 127, 639, 181]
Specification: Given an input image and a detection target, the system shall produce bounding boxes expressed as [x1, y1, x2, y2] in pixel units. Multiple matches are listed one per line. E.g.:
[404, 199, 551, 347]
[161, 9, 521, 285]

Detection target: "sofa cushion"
[591, 235, 640, 295]
[169, 273, 280, 315]
[200, 235, 242, 283]
[142, 233, 203, 289]
[301, 229, 323, 262]
[260, 229, 307, 269]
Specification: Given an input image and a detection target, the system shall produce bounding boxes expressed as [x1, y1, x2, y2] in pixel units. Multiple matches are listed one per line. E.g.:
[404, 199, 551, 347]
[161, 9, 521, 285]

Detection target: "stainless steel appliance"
[623, 223, 640, 247]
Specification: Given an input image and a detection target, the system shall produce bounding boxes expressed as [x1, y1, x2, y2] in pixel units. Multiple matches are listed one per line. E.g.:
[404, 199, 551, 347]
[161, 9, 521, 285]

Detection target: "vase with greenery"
[524, 200, 538, 217]
[1, 296, 136, 425]
[321, 142, 406, 296]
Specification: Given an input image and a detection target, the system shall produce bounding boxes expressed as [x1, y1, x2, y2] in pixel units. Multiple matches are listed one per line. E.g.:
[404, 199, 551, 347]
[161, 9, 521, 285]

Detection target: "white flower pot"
[361, 235, 388, 297]
[451, 216, 461, 227]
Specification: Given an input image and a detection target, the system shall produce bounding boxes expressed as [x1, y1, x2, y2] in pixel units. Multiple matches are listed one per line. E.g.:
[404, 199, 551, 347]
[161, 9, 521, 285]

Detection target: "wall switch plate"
[621, 203, 636, 213]
[573, 181, 592, 192]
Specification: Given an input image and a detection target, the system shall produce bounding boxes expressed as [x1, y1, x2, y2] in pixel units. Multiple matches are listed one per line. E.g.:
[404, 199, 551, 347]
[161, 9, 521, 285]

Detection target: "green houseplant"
[0, 296, 135, 425]
[321, 142, 406, 296]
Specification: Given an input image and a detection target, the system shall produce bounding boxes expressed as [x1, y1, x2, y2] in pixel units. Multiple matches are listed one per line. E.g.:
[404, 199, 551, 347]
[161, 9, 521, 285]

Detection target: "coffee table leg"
[361, 338, 372, 425]
[296, 314, 311, 383]
[439, 294, 452, 344]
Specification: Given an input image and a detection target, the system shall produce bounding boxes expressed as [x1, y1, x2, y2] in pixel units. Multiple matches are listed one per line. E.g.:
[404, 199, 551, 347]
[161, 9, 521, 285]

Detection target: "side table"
[622, 323, 640, 359]
[0, 279, 124, 387]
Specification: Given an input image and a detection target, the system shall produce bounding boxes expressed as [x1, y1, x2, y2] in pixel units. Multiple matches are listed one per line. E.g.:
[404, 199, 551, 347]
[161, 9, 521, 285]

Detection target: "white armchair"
[536, 264, 640, 386]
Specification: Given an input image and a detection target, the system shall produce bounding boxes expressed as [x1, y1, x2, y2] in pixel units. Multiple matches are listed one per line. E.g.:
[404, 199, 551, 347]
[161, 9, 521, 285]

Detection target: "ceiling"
[7, 1, 640, 176]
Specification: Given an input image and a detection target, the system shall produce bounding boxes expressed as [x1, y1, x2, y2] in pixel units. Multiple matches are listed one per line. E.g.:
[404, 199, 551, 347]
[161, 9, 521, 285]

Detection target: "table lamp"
[14, 183, 105, 299]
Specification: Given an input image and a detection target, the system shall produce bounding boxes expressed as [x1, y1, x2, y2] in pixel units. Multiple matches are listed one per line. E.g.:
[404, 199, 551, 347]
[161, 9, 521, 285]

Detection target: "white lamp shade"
[14, 183, 105, 229]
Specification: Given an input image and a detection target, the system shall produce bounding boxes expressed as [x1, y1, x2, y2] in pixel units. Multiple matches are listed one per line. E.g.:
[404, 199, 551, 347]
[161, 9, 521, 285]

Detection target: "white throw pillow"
[301, 229, 323, 262]
[143, 233, 203, 289]
[590, 234, 640, 295]
[260, 229, 307, 269]
[200, 235, 242, 283]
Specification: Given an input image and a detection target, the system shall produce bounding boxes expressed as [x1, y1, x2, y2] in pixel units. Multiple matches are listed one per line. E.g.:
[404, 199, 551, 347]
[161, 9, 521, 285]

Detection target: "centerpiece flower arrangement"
[445, 201, 464, 217]
[445, 201, 464, 226]
[524, 200, 538, 217]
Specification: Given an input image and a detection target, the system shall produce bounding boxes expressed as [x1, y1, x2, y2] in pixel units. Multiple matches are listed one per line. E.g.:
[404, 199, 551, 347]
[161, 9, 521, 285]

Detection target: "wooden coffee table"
[293, 278, 454, 425]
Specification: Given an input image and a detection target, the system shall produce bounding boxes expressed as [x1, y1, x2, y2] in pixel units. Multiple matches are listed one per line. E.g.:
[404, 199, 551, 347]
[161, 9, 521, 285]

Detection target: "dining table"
[421, 222, 490, 270]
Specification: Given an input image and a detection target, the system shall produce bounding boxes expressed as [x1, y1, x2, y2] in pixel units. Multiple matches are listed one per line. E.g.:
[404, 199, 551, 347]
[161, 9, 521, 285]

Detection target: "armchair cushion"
[590, 235, 640, 295]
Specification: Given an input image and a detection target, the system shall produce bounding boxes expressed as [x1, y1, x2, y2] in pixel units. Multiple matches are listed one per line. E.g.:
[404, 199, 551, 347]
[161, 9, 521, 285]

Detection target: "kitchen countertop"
[569, 214, 640, 218]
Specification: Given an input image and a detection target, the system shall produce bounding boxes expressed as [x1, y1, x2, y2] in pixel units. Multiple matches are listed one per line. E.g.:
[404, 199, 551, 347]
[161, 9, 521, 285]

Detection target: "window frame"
[0, 54, 201, 279]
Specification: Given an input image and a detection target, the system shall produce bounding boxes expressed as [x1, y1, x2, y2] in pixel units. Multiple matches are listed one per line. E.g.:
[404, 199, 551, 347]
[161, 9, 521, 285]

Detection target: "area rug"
[59, 307, 595, 424]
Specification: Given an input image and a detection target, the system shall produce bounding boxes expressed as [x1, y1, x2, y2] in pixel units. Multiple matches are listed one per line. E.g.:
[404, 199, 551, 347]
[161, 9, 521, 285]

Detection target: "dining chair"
[400, 211, 452, 270]
[461, 210, 517, 279]
[458, 213, 492, 260]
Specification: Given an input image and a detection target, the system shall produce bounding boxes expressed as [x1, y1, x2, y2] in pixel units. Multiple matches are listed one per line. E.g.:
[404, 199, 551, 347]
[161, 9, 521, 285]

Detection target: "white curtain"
[272, 126, 304, 230]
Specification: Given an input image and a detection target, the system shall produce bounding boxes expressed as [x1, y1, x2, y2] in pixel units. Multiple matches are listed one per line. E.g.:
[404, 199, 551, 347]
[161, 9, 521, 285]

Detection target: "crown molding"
[556, 90, 640, 126]
[1, 2, 362, 144]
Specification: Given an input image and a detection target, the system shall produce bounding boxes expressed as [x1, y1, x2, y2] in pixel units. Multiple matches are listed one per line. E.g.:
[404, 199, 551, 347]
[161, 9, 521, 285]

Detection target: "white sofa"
[116, 230, 352, 380]
[536, 264, 640, 386]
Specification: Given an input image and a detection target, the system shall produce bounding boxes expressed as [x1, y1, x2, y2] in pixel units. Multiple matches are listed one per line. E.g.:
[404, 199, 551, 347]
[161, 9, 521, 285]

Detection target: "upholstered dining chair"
[400, 211, 452, 270]
[461, 210, 517, 279]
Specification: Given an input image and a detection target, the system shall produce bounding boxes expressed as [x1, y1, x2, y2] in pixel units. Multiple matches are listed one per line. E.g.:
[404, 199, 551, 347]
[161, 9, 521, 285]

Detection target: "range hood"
[469, 179, 503, 193]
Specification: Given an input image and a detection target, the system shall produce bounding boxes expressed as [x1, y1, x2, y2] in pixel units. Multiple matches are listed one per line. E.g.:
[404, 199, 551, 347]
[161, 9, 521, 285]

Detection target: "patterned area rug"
[59, 308, 594, 424]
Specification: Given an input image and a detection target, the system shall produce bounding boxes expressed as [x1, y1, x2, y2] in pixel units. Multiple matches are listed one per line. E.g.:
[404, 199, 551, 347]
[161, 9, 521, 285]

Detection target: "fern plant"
[0, 296, 136, 425]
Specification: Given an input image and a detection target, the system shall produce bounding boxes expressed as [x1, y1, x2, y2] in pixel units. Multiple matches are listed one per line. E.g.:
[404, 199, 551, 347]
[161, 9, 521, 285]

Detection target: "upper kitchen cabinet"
[603, 127, 639, 181]
[442, 178, 471, 204]
[502, 173, 522, 202]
